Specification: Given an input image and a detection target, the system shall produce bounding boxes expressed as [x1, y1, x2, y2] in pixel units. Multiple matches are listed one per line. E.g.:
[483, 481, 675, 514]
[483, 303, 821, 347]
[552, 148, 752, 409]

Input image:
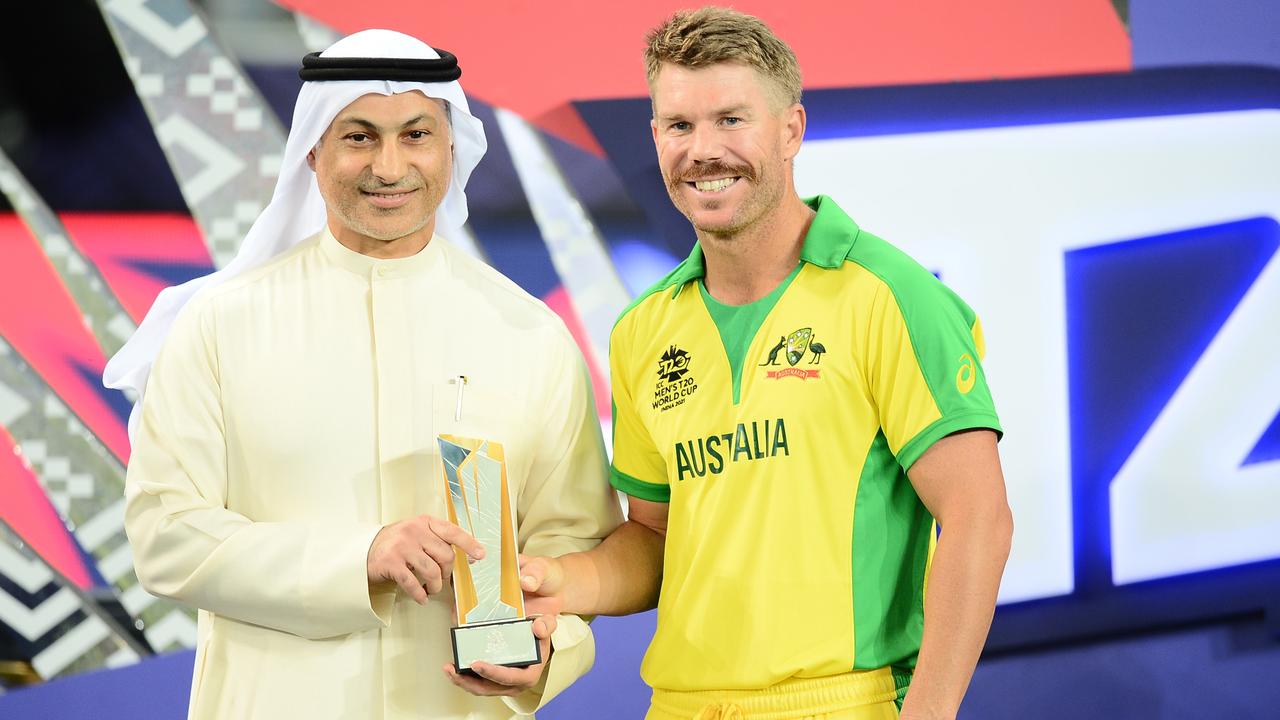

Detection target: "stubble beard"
[666, 160, 783, 242]
[333, 168, 444, 243]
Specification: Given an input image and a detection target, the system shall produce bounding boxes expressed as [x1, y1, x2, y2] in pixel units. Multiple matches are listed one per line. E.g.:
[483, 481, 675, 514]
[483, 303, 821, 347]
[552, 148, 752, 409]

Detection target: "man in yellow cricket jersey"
[517, 8, 1013, 719]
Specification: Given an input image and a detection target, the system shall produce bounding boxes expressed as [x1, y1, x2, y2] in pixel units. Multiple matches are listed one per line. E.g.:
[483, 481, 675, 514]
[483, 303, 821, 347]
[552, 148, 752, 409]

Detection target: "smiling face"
[650, 61, 803, 240]
[308, 90, 452, 256]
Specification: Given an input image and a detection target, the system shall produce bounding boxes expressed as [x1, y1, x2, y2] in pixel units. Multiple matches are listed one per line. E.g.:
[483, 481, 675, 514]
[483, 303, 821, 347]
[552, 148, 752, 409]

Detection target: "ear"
[781, 103, 807, 161]
[650, 117, 660, 153]
[306, 147, 317, 172]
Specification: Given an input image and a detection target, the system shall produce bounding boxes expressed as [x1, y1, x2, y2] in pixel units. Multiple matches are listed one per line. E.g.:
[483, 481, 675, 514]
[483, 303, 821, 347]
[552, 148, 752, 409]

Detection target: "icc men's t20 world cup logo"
[654, 344, 697, 412]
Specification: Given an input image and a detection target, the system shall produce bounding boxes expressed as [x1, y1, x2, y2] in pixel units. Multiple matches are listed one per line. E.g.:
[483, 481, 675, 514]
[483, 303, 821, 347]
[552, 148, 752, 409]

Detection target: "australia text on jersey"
[674, 418, 790, 481]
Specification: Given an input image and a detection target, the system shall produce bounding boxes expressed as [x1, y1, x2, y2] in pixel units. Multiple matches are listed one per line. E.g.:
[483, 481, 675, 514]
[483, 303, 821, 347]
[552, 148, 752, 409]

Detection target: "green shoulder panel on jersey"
[612, 243, 707, 333]
[838, 208, 1002, 469]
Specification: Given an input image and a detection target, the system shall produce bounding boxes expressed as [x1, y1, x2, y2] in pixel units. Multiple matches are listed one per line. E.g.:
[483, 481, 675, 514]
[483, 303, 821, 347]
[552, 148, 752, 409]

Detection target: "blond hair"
[644, 7, 802, 108]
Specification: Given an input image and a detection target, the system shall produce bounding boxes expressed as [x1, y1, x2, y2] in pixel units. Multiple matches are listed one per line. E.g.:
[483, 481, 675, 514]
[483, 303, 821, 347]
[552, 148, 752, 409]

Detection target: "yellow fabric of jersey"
[609, 196, 1000, 693]
[125, 229, 623, 719]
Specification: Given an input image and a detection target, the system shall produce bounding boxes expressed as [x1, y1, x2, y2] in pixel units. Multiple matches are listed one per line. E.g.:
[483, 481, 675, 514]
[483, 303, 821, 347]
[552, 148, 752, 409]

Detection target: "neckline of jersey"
[667, 194, 861, 299]
[698, 261, 805, 405]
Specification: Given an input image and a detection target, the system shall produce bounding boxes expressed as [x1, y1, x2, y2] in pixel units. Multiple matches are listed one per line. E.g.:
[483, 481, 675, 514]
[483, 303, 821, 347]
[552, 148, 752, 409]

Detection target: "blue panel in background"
[1245, 411, 1280, 466]
[121, 258, 216, 290]
[463, 101, 564, 300]
[6, 613, 1278, 719]
[798, 66, 1280, 141]
[573, 97, 695, 261]
[578, 66, 1280, 258]
[1066, 217, 1280, 591]
[72, 360, 133, 430]
[964, 616, 1280, 719]
[1132, 0, 1280, 70]
[541, 612, 654, 720]
[993, 212, 1280, 649]
[0, 650, 193, 720]
[609, 240, 681, 297]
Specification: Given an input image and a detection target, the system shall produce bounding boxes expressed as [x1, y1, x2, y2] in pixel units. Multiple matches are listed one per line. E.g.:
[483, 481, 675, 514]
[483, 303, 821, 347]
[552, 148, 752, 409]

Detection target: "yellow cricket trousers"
[646, 668, 902, 720]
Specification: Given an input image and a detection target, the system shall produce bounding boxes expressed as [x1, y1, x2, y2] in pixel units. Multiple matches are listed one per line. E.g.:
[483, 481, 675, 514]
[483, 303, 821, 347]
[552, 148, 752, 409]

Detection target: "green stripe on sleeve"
[896, 411, 1003, 471]
[610, 466, 671, 502]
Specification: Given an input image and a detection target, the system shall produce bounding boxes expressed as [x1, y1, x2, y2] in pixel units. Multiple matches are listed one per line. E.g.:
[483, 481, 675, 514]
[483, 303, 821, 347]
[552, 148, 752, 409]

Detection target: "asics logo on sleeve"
[956, 353, 977, 394]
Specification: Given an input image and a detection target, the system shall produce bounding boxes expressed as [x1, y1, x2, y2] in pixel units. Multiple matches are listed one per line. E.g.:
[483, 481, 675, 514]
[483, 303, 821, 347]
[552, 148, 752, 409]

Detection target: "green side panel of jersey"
[698, 263, 802, 405]
[845, 231, 1002, 468]
[851, 432, 932, 670]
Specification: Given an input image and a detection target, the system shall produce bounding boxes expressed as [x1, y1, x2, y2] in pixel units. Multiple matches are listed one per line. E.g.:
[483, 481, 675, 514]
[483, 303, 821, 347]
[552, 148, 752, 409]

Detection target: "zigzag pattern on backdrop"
[0, 497, 139, 680]
[0, 0, 624, 683]
[99, 0, 285, 268]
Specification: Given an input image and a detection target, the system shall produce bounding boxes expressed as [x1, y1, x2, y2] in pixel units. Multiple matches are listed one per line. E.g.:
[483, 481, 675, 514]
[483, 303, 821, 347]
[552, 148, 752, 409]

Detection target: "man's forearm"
[904, 510, 1013, 717]
[555, 520, 664, 616]
[127, 483, 389, 639]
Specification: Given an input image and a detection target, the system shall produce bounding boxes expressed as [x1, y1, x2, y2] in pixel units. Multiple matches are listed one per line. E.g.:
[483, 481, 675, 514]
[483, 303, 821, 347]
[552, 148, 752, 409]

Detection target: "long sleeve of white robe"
[124, 230, 623, 719]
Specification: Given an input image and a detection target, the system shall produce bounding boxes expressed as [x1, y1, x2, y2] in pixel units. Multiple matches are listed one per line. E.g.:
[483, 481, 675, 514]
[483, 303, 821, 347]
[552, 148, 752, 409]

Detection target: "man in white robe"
[107, 28, 623, 719]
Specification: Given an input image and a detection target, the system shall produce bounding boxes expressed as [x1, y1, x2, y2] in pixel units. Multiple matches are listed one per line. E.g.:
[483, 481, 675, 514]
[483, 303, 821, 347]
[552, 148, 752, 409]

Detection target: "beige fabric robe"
[124, 229, 623, 719]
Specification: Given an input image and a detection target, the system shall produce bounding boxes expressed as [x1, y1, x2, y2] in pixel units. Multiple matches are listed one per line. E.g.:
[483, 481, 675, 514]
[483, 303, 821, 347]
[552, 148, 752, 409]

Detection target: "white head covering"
[103, 29, 487, 432]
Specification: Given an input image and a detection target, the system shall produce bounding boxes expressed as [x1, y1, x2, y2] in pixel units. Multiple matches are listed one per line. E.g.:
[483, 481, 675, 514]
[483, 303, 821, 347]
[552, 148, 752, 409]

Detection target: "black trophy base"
[451, 617, 541, 675]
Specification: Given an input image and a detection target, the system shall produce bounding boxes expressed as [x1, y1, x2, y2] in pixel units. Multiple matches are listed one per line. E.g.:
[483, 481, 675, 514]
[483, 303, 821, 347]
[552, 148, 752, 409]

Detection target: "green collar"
[668, 195, 860, 297]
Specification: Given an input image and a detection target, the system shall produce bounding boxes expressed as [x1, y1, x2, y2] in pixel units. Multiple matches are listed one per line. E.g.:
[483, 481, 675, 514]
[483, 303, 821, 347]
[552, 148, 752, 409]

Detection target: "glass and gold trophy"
[437, 434, 540, 673]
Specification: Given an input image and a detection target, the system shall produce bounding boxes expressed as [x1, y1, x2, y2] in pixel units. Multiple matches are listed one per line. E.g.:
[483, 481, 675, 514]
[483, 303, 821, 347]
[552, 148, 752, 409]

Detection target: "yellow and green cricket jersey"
[609, 195, 1001, 693]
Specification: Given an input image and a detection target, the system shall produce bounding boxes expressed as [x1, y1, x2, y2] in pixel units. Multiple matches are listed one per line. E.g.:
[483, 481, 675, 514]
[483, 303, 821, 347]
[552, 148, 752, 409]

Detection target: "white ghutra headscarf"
[103, 29, 488, 433]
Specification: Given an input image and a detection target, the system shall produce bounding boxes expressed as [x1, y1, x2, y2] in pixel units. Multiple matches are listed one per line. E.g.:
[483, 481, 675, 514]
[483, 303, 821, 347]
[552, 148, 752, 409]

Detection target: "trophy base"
[451, 618, 541, 674]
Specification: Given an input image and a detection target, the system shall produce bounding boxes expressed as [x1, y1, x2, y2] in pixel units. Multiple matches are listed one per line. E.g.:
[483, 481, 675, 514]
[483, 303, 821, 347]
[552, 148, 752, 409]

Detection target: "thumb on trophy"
[517, 554, 565, 597]
[531, 612, 559, 639]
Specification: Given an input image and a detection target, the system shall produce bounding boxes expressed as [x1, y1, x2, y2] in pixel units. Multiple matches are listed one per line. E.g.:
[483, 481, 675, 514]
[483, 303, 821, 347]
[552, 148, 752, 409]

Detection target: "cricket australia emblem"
[759, 327, 827, 380]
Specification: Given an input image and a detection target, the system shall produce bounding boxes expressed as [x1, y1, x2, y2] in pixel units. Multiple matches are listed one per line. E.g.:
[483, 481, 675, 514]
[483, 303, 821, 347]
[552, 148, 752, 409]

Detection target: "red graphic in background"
[280, 0, 1130, 154]
[0, 425, 94, 590]
[0, 216, 133, 463]
[63, 213, 214, 324]
[0, 214, 213, 586]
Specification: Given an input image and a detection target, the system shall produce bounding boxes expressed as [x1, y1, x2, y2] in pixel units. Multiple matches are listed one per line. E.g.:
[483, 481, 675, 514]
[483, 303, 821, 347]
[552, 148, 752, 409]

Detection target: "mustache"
[359, 182, 423, 193]
[669, 162, 755, 187]
[358, 170, 426, 194]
